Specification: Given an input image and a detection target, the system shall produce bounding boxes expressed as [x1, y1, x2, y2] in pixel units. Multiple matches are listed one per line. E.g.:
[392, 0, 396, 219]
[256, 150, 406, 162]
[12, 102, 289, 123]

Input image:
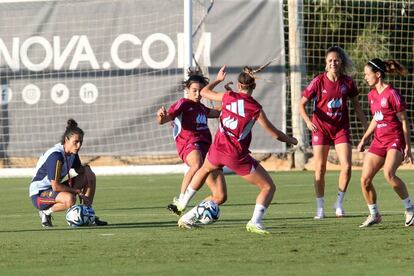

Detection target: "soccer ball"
[66, 204, 96, 227]
[196, 200, 220, 224]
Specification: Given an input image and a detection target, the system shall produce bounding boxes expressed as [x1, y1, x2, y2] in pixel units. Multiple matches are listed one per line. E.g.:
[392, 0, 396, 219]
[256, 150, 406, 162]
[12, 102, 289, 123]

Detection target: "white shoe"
[177, 215, 198, 229]
[405, 207, 414, 227]
[314, 209, 325, 219]
[333, 204, 345, 217]
[359, 213, 382, 228]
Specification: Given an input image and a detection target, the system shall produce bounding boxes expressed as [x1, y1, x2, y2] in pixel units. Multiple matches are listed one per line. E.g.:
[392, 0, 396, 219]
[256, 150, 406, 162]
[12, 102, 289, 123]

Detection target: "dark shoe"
[94, 216, 108, 226]
[167, 204, 182, 216]
[38, 210, 53, 227]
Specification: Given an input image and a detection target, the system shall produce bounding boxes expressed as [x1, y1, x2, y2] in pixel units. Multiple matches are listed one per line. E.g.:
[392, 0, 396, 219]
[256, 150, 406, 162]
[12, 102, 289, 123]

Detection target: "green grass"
[1, 171, 414, 275]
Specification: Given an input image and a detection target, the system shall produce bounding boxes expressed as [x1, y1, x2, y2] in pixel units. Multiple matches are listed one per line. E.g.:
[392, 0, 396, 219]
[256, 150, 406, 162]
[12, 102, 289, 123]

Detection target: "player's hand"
[157, 106, 167, 119]
[224, 81, 233, 91]
[216, 65, 226, 82]
[79, 192, 92, 207]
[357, 140, 366, 152]
[290, 137, 298, 145]
[404, 147, 414, 164]
[306, 121, 318, 132]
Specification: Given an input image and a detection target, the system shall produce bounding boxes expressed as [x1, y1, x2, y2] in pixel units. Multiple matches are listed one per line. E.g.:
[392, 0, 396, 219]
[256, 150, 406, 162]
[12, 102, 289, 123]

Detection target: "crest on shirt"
[340, 84, 347, 94]
[380, 97, 387, 108]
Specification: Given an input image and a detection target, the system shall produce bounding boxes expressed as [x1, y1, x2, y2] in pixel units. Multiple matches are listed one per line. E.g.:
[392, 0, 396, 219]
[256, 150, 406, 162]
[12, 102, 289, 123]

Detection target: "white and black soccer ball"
[66, 204, 96, 227]
[196, 200, 220, 224]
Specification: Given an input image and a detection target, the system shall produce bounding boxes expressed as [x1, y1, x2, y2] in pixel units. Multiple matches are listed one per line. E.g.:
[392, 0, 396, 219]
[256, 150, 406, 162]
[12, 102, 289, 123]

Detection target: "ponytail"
[61, 119, 84, 144]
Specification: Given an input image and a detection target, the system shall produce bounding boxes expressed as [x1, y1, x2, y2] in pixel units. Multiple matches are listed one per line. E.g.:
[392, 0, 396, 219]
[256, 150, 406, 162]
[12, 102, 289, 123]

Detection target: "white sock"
[335, 191, 345, 207]
[316, 197, 324, 213]
[43, 208, 53, 215]
[178, 193, 184, 201]
[180, 186, 197, 208]
[251, 204, 267, 224]
[368, 204, 379, 215]
[402, 196, 413, 210]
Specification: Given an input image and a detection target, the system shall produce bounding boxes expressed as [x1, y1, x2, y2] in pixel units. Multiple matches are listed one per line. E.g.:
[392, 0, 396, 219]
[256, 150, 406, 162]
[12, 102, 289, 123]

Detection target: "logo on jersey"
[222, 116, 238, 130]
[322, 89, 327, 94]
[381, 97, 387, 108]
[373, 111, 384, 122]
[225, 99, 245, 117]
[327, 98, 342, 109]
[196, 114, 207, 125]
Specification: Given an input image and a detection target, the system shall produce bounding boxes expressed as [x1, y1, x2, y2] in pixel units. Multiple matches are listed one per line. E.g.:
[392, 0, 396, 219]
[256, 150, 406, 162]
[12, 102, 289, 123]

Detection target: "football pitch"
[1, 170, 414, 275]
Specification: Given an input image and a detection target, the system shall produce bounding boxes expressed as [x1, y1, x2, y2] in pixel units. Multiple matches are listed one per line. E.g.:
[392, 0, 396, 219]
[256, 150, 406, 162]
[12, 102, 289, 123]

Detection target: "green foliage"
[348, 24, 390, 75]
[2, 172, 414, 275]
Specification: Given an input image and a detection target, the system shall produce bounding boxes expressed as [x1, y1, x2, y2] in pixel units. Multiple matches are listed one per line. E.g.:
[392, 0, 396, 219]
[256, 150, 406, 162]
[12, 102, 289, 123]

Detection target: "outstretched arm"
[257, 110, 298, 145]
[200, 65, 227, 102]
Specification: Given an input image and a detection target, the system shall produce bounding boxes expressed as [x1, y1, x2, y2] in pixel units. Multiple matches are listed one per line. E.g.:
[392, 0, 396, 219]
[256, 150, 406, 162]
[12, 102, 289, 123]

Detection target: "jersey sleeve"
[302, 76, 319, 100]
[389, 89, 406, 113]
[199, 102, 212, 114]
[348, 78, 359, 98]
[45, 152, 64, 182]
[168, 99, 186, 119]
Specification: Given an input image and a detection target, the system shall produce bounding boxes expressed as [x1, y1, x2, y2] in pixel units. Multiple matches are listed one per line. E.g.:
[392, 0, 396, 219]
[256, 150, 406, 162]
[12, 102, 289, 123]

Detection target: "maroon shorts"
[311, 128, 351, 146]
[207, 145, 259, 176]
[368, 136, 405, 158]
[178, 142, 210, 165]
[31, 189, 58, 210]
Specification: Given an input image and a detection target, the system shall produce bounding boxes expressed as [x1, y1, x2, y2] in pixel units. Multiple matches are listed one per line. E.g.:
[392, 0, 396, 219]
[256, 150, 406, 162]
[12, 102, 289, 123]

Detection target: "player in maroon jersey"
[299, 46, 368, 219]
[175, 65, 297, 234]
[156, 70, 224, 215]
[357, 58, 414, 227]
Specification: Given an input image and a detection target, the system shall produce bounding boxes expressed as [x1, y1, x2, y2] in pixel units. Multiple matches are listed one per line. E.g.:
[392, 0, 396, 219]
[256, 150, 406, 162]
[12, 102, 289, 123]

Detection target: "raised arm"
[257, 110, 298, 145]
[200, 65, 227, 102]
[156, 106, 172, 125]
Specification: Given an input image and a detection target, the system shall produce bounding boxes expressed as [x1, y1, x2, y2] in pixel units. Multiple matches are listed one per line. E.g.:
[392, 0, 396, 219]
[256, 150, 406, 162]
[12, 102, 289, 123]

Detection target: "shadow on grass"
[102, 201, 309, 211]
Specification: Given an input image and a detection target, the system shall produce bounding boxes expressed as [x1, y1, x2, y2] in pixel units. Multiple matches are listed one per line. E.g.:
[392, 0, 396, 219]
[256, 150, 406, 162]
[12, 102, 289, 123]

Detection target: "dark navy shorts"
[31, 189, 59, 210]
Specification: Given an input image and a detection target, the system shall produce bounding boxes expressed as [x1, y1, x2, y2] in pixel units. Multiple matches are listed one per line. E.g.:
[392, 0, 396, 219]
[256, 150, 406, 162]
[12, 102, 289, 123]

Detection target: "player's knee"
[360, 175, 372, 189]
[84, 166, 96, 181]
[383, 170, 397, 185]
[63, 194, 76, 209]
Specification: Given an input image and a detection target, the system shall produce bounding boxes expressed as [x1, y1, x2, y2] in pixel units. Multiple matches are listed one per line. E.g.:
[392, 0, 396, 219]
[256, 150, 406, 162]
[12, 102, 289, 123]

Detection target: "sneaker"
[246, 220, 269, 235]
[333, 204, 345, 218]
[94, 216, 108, 226]
[38, 210, 53, 228]
[314, 210, 325, 220]
[167, 197, 185, 216]
[177, 216, 198, 229]
[405, 207, 414, 227]
[359, 213, 382, 228]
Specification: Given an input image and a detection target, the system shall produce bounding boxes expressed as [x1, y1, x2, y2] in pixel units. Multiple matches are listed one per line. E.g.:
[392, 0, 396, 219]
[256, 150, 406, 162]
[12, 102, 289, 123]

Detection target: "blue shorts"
[31, 189, 59, 210]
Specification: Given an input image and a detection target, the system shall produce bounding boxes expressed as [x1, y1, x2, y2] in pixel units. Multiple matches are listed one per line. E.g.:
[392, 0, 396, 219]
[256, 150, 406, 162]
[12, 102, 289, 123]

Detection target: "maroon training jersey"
[168, 98, 212, 149]
[212, 91, 262, 156]
[368, 85, 406, 141]
[302, 73, 358, 135]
